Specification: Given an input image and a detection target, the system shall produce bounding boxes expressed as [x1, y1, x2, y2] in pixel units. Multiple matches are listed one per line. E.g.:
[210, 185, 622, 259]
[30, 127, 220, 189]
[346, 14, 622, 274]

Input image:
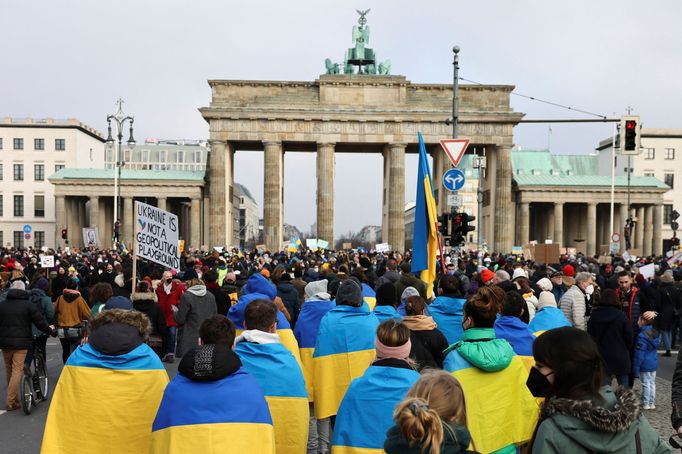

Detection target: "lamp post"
[105, 99, 136, 247]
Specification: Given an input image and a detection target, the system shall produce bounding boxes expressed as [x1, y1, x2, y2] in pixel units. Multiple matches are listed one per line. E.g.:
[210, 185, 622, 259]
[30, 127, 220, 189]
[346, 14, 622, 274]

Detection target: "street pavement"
[0, 342, 680, 453]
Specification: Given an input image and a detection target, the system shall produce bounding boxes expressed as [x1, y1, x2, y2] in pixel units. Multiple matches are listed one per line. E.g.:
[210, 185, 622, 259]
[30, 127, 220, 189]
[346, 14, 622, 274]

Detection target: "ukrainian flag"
[293, 299, 336, 401]
[373, 305, 402, 323]
[41, 343, 168, 453]
[332, 364, 420, 454]
[412, 132, 439, 299]
[235, 341, 309, 454]
[151, 368, 275, 454]
[229, 292, 302, 368]
[361, 283, 377, 310]
[313, 304, 380, 419]
[528, 306, 571, 336]
[444, 349, 538, 453]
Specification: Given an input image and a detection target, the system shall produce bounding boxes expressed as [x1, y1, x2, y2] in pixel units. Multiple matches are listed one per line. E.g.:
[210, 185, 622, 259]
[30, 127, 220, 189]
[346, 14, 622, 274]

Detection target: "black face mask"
[526, 367, 552, 397]
[165, 278, 172, 284]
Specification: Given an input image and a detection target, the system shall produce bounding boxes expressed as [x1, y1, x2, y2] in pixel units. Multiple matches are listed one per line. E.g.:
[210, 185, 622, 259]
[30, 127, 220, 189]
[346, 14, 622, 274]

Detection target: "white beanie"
[536, 278, 553, 292]
[537, 291, 557, 310]
[401, 287, 420, 304]
[512, 268, 527, 281]
[10, 280, 26, 291]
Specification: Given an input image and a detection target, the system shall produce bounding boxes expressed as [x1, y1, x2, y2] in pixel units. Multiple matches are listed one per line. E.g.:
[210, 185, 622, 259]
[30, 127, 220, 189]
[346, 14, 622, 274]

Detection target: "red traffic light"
[625, 120, 636, 130]
[453, 215, 462, 224]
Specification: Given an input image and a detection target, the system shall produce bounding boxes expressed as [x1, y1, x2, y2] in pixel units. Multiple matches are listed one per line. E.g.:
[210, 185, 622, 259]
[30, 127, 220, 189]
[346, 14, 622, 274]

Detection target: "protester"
[43, 309, 168, 453]
[428, 274, 466, 345]
[528, 288, 571, 335]
[549, 270, 567, 303]
[633, 316, 661, 410]
[204, 269, 231, 316]
[559, 271, 594, 330]
[24, 277, 55, 370]
[374, 282, 402, 322]
[494, 291, 536, 357]
[586, 288, 633, 388]
[403, 295, 449, 370]
[174, 277, 217, 357]
[526, 327, 671, 453]
[395, 262, 427, 304]
[375, 259, 401, 289]
[617, 270, 657, 332]
[132, 281, 167, 357]
[443, 286, 538, 453]
[53, 278, 91, 364]
[156, 270, 184, 363]
[333, 319, 420, 452]
[385, 370, 472, 454]
[234, 299, 308, 454]
[150, 315, 274, 453]
[656, 270, 679, 356]
[89, 282, 113, 317]
[277, 272, 301, 324]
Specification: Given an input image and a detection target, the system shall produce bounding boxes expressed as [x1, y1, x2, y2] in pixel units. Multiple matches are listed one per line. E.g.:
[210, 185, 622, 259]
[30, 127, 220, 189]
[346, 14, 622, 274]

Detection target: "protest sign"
[639, 263, 655, 280]
[40, 255, 54, 268]
[317, 239, 329, 250]
[82, 228, 100, 247]
[134, 201, 180, 270]
[306, 239, 318, 251]
[376, 243, 390, 253]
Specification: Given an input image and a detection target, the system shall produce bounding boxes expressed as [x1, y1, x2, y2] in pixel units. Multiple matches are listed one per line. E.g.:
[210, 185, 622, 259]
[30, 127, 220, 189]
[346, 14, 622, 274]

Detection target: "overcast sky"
[3, 1, 681, 237]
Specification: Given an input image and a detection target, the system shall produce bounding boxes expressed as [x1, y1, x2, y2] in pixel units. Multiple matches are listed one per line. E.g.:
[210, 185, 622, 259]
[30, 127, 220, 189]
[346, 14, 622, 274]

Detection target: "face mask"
[526, 366, 553, 397]
[165, 278, 172, 284]
[585, 284, 594, 295]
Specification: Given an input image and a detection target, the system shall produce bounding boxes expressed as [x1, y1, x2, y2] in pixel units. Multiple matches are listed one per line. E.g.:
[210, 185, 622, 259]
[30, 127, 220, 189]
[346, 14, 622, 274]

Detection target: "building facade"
[235, 183, 260, 249]
[0, 117, 105, 248]
[105, 139, 208, 172]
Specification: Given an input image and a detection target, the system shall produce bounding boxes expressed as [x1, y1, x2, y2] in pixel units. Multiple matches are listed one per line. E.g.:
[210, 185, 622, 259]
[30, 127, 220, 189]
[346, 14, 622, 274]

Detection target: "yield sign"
[440, 138, 471, 167]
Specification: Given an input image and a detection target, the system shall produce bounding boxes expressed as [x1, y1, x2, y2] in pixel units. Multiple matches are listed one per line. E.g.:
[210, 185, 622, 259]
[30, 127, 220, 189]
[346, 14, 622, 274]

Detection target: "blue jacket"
[428, 295, 465, 345]
[228, 273, 290, 329]
[632, 325, 660, 376]
[494, 316, 536, 357]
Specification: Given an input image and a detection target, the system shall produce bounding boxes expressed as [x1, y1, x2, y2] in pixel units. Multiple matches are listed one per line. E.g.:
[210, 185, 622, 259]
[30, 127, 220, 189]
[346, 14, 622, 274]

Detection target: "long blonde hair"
[393, 370, 468, 454]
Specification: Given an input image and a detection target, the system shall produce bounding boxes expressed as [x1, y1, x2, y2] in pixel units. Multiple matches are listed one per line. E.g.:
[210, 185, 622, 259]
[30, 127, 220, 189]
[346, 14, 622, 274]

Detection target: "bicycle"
[20, 339, 49, 415]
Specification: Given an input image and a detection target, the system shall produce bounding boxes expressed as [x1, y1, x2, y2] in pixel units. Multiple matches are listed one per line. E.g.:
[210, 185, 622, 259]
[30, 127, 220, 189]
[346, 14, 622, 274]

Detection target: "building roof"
[514, 175, 668, 189]
[0, 117, 105, 142]
[234, 183, 256, 203]
[49, 168, 205, 181]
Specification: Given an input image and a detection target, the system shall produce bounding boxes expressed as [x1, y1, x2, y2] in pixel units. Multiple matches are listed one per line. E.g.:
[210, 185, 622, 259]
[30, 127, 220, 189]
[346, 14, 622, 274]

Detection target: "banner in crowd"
[82, 228, 100, 247]
[40, 255, 54, 268]
[135, 201, 180, 269]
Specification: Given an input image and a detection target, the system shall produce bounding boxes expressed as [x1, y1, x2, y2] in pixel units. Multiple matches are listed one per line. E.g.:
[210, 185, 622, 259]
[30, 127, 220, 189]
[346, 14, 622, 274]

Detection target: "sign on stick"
[134, 201, 180, 269]
[439, 138, 470, 167]
[443, 169, 466, 192]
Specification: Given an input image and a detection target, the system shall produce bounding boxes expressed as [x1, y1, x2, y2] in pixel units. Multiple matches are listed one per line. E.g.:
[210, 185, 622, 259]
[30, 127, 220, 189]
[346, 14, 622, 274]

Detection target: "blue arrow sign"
[23, 224, 32, 234]
[442, 168, 466, 191]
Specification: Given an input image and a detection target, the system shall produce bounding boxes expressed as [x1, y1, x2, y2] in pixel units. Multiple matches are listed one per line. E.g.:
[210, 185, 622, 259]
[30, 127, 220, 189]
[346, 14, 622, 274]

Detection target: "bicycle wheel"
[36, 354, 49, 400]
[20, 375, 33, 415]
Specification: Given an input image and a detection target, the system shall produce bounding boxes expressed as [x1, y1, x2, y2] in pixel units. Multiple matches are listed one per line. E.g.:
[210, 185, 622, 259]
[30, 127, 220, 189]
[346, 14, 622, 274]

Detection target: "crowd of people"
[1, 245, 682, 452]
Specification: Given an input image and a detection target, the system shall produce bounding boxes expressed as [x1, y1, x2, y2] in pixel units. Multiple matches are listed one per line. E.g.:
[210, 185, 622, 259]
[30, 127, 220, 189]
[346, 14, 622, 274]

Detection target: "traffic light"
[451, 212, 465, 246]
[61, 228, 68, 240]
[437, 214, 449, 236]
[671, 236, 680, 248]
[620, 115, 641, 155]
[463, 213, 476, 236]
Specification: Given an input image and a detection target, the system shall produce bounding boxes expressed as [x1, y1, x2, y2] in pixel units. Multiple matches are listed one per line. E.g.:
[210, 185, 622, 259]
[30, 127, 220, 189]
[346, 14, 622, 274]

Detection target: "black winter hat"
[336, 280, 363, 307]
[375, 283, 397, 307]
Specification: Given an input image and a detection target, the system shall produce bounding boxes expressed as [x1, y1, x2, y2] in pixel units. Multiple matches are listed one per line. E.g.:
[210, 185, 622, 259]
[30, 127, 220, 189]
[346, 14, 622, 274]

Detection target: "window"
[0, 195, 3, 216]
[13, 138, 23, 150]
[645, 148, 655, 160]
[0, 138, 3, 149]
[644, 171, 655, 177]
[665, 173, 675, 189]
[13, 164, 23, 181]
[0, 232, 3, 247]
[13, 231, 24, 248]
[34, 164, 44, 181]
[665, 148, 675, 160]
[34, 138, 45, 150]
[178, 151, 185, 163]
[55, 139, 65, 151]
[54, 164, 65, 173]
[13, 195, 24, 217]
[0, 163, 3, 180]
[665, 205, 674, 224]
[34, 195, 45, 217]
[34, 231, 45, 249]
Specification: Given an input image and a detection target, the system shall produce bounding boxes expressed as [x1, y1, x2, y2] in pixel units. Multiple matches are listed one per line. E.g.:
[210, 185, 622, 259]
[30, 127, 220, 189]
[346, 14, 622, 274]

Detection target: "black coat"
[207, 286, 231, 316]
[0, 289, 52, 350]
[408, 328, 450, 370]
[131, 294, 168, 337]
[277, 282, 300, 322]
[587, 305, 633, 376]
[656, 282, 679, 331]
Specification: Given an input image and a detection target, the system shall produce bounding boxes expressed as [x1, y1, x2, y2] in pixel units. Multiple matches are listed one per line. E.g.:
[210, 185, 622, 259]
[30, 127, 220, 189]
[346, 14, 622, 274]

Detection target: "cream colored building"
[597, 128, 681, 250]
[0, 118, 105, 248]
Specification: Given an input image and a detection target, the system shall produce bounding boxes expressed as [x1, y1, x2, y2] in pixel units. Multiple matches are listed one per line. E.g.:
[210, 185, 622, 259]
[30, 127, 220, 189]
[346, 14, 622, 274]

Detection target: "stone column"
[619, 203, 628, 253]
[387, 143, 406, 251]
[208, 140, 234, 247]
[643, 205, 653, 256]
[316, 142, 335, 245]
[191, 198, 201, 248]
[494, 145, 513, 252]
[553, 202, 564, 247]
[55, 195, 66, 248]
[123, 197, 133, 246]
[382, 147, 390, 242]
[89, 196, 99, 228]
[636, 206, 645, 250]
[519, 202, 530, 246]
[157, 197, 167, 212]
[264, 141, 283, 251]
[587, 202, 597, 257]
[653, 204, 663, 256]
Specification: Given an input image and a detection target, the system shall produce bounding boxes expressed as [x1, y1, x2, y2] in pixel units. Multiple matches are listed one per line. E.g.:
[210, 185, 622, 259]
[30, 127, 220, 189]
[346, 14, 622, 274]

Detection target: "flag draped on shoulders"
[428, 295, 466, 345]
[313, 303, 380, 419]
[294, 299, 335, 401]
[373, 305, 402, 323]
[332, 362, 420, 454]
[528, 306, 571, 336]
[42, 343, 168, 454]
[235, 336, 309, 454]
[361, 283, 376, 310]
[412, 132, 439, 299]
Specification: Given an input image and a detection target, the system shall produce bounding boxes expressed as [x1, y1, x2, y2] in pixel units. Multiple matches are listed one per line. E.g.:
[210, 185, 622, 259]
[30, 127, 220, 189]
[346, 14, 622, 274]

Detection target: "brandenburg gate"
[200, 75, 523, 252]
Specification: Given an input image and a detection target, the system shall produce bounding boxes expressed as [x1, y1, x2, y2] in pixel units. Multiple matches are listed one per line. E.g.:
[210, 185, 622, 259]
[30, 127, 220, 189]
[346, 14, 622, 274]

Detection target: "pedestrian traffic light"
[620, 115, 641, 155]
[463, 214, 476, 236]
[437, 214, 449, 236]
[451, 212, 465, 246]
[61, 228, 68, 239]
[671, 236, 680, 247]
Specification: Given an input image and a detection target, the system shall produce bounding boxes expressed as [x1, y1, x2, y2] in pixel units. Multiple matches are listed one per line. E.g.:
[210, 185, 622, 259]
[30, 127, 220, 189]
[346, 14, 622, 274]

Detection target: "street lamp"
[106, 98, 136, 247]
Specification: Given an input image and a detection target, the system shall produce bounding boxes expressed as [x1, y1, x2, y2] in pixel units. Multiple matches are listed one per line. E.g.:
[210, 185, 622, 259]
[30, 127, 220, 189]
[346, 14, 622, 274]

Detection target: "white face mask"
[585, 284, 594, 295]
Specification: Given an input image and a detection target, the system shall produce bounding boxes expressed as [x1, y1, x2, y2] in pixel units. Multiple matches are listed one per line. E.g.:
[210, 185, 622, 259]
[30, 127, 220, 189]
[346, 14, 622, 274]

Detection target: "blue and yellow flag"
[313, 303, 380, 419]
[235, 341, 309, 454]
[332, 364, 420, 454]
[361, 283, 377, 310]
[294, 299, 336, 401]
[528, 306, 572, 336]
[151, 369, 274, 454]
[412, 132, 439, 299]
[42, 343, 169, 454]
[373, 305, 402, 323]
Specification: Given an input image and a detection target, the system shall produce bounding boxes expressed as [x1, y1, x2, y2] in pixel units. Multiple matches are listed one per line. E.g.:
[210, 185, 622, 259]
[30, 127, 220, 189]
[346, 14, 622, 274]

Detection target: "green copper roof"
[514, 174, 668, 188]
[511, 148, 599, 176]
[49, 168, 205, 181]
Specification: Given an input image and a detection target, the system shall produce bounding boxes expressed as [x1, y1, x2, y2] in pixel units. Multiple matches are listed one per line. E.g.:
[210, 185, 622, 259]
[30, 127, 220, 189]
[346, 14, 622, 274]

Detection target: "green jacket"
[384, 422, 472, 454]
[532, 386, 673, 453]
